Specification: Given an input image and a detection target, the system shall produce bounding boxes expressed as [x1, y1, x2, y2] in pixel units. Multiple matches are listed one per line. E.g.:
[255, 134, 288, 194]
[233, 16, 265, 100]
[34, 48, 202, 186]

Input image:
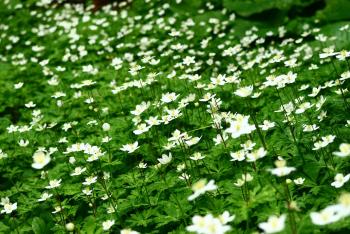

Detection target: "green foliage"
[0, 0, 350, 233]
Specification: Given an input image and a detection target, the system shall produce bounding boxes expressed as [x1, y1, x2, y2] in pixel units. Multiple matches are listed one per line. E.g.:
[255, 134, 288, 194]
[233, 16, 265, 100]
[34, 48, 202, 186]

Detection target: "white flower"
[186, 213, 231, 234]
[102, 123, 111, 131]
[25, 101, 36, 108]
[38, 192, 53, 202]
[14, 82, 24, 89]
[46, 179, 62, 189]
[65, 223, 75, 231]
[213, 133, 228, 145]
[303, 124, 319, 132]
[32, 150, 51, 169]
[312, 135, 336, 150]
[102, 136, 112, 143]
[130, 101, 150, 116]
[183, 56, 195, 66]
[333, 143, 350, 157]
[218, 211, 235, 224]
[293, 177, 305, 185]
[102, 220, 115, 231]
[234, 85, 253, 97]
[52, 206, 62, 214]
[268, 160, 296, 177]
[18, 139, 29, 147]
[157, 153, 172, 165]
[188, 179, 217, 201]
[185, 137, 202, 147]
[331, 173, 350, 188]
[82, 188, 93, 196]
[234, 173, 253, 187]
[225, 114, 256, 139]
[137, 162, 147, 169]
[0, 149, 8, 159]
[0, 197, 9, 206]
[310, 204, 344, 225]
[259, 120, 275, 131]
[234, 179, 245, 187]
[82, 176, 98, 186]
[120, 228, 140, 234]
[241, 140, 256, 151]
[1, 202, 17, 214]
[133, 124, 150, 135]
[70, 167, 87, 176]
[190, 152, 205, 161]
[120, 141, 139, 153]
[258, 214, 286, 233]
[246, 147, 267, 162]
[161, 92, 179, 103]
[230, 150, 246, 161]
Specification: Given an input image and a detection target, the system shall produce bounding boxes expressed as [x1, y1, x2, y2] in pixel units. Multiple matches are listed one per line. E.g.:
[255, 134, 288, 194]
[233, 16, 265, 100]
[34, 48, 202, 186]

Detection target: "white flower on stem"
[259, 214, 286, 233]
[310, 204, 344, 225]
[340, 71, 350, 81]
[46, 179, 62, 189]
[333, 143, 350, 157]
[179, 172, 191, 180]
[82, 176, 98, 186]
[161, 92, 179, 103]
[52, 206, 62, 214]
[312, 135, 336, 150]
[32, 150, 51, 169]
[102, 136, 112, 143]
[225, 114, 256, 139]
[331, 173, 350, 188]
[230, 150, 246, 162]
[268, 159, 295, 177]
[133, 123, 150, 135]
[303, 124, 319, 132]
[138, 161, 147, 169]
[241, 140, 256, 151]
[120, 228, 140, 234]
[157, 153, 172, 165]
[246, 147, 267, 162]
[185, 136, 202, 147]
[0, 199, 17, 214]
[293, 177, 305, 185]
[130, 101, 150, 116]
[102, 123, 110, 131]
[37, 192, 53, 202]
[186, 213, 231, 234]
[295, 102, 314, 114]
[259, 120, 275, 131]
[218, 211, 235, 224]
[102, 220, 115, 231]
[183, 56, 195, 66]
[234, 173, 253, 187]
[18, 139, 29, 147]
[25, 101, 36, 108]
[190, 152, 205, 161]
[82, 188, 93, 196]
[0, 149, 8, 159]
[120, 141, 139, 153]
[188, 179, 217, 201]
[234, 85, 253, 97]
[213, 134, 228, 145]
[14, 82, 24, 89]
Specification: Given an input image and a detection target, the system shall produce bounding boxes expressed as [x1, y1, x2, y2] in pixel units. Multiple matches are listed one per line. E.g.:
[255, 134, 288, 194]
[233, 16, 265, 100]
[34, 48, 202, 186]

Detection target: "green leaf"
[81, 216, 102, 234]
[32, 217, 47, 234]
[0, 222, 10, 233]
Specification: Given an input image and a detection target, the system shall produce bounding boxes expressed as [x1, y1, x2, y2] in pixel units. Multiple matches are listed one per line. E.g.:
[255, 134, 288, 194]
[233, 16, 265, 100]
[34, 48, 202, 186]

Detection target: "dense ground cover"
[0, 0, 350, 233]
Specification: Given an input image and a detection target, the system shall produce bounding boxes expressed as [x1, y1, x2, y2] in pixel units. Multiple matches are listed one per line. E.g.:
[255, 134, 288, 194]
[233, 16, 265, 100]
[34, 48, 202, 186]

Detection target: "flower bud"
[65, 222, 75, 231]
[102, 123, 111, 131]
